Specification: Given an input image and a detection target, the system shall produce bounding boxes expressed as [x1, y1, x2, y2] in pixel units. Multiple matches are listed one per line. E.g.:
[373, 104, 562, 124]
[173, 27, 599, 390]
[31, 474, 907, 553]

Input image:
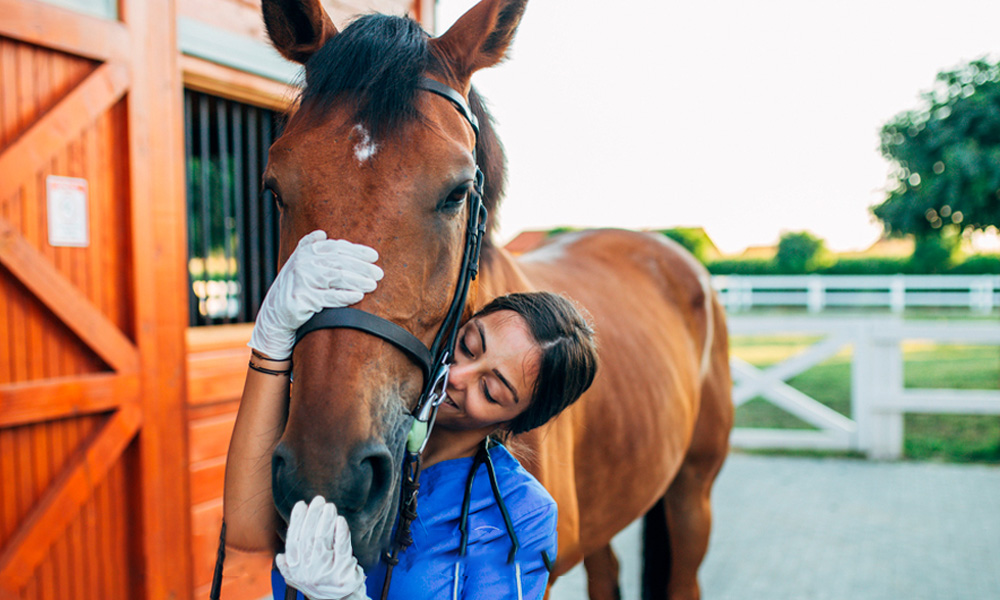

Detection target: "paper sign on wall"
[46, 175, 90, 248]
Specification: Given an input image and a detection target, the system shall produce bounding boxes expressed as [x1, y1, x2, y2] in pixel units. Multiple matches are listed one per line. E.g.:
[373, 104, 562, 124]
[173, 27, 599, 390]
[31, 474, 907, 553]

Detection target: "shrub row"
[706, 254, 1000, 275]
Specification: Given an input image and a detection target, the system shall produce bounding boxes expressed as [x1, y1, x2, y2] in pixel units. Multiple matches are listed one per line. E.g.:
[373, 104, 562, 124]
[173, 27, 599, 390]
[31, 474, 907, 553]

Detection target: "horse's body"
[257, 1, 733, 598]
[479, 231, 733, 598]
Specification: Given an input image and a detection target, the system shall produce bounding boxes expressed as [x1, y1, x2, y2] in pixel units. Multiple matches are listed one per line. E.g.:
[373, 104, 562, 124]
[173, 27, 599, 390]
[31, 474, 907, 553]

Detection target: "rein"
[210, 78, 487, 600]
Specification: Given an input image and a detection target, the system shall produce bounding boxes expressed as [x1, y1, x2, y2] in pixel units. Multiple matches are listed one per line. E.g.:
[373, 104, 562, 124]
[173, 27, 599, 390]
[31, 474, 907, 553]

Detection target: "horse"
[259, 1, 734, 598]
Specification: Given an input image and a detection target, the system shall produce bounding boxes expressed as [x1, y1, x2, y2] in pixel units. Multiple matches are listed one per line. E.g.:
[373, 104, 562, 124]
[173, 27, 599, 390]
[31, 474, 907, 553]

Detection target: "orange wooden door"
[0, 0, 191, 598]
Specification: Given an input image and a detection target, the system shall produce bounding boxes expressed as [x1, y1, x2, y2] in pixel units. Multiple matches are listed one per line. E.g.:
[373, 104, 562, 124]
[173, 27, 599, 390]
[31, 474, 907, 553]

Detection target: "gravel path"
[549, 453, 1000, 599]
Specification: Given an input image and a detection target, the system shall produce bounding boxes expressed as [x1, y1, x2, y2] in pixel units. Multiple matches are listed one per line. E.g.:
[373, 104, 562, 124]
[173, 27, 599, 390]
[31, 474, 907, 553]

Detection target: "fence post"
[854, 321, 904, 459]
[807, 275, 825, 313]
[970, 277, 995, 314]
[852, 324, 874, 454]
[738, 277, 753, 312]
[889, 275, 906, 314]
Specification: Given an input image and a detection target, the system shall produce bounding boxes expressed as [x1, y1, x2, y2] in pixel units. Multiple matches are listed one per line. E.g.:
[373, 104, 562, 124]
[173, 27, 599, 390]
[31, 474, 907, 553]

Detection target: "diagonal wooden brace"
[0, 217, 140, 373]
[0, 402, 142, 595]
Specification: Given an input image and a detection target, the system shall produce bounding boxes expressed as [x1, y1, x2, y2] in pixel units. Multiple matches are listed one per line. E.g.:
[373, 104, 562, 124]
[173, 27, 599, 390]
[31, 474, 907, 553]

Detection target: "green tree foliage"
[658, 227, 716, 263]
[775, 231, 829, 274]
[188, 156, 240, 278]
[873, 57, 1000, 237]
[909, 230, 960, 273]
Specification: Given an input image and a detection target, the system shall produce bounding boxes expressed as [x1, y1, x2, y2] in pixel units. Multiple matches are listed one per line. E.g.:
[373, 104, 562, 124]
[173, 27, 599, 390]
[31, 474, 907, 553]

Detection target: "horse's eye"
[262, 184, 284, 210]
[439, 184, 470, 213]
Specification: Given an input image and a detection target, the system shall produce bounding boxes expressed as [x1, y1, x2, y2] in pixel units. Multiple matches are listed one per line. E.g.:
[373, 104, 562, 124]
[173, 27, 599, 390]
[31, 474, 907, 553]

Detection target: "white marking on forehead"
[352, 124, 379, 163]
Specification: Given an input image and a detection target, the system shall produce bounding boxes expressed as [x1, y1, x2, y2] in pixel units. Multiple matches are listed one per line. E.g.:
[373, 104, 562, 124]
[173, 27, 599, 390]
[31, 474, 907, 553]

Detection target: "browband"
[418, 78, 480, 138]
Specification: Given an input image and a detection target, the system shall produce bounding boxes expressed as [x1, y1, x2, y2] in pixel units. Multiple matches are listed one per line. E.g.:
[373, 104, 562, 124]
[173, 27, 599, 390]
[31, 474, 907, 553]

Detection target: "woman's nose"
[447, 361, 473, 391]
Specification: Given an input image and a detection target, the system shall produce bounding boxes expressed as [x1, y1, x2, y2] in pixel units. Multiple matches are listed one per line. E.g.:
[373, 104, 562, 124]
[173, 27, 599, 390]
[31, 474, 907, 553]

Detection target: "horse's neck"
[471, 246, 533, 309]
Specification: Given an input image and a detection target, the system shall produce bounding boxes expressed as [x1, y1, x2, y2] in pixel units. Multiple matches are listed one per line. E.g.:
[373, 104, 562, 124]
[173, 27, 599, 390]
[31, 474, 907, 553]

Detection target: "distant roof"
[837, 236, 915, 258]
[863, 236, 915, 257]
[739, 245, 777, 259]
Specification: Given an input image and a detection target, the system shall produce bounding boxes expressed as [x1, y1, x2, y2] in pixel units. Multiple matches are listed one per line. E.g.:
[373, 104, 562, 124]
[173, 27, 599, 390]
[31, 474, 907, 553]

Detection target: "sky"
[434, 0, 1000, 254]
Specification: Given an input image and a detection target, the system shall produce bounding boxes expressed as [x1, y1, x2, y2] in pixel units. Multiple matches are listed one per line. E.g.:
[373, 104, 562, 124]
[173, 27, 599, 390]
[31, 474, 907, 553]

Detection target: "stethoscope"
[452, 439, 524, 600]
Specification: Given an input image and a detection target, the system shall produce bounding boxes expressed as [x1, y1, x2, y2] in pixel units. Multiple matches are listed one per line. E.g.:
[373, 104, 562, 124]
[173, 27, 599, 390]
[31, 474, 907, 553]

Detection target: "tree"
[775, 231, 829, 274]
[658, 227, 718, 263]
[873, 57, 1000, 237]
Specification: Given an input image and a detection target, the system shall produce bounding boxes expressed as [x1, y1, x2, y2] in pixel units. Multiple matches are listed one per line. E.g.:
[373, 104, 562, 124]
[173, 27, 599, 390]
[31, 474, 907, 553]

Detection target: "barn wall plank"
[0, 373, 138, 428]
[189, 413, 237, 465]
[0, 61, 129, 209]
[0, 41, 132, 390]
[0, 406, 138, 594]
[0, 0, 129, 63]
[0, 219, 139, 374]
[123, 0, 194, 596]
[191, 500, 271, 598]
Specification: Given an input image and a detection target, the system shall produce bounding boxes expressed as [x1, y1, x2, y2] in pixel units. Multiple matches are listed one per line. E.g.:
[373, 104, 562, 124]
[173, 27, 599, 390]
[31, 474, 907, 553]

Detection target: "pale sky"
[435, 0, 1000, 254]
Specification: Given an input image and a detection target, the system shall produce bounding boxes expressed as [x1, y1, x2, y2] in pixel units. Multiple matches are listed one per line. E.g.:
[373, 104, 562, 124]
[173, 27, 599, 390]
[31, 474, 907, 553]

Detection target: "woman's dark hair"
[474, 291, 598, 436]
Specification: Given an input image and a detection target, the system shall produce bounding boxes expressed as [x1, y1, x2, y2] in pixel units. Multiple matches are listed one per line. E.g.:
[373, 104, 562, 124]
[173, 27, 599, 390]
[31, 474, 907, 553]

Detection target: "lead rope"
[209, 521, 225, 600]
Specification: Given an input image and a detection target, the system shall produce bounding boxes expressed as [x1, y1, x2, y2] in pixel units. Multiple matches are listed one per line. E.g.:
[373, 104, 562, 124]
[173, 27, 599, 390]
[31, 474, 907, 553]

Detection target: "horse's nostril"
[350, 443, 394, 514]
[271, 442, 298, 519]
[365, 453, 391, 506]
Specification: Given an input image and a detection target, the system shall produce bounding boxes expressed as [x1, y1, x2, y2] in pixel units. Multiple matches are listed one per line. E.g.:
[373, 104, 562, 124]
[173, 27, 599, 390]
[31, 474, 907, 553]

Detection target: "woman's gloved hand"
[248, 230, 383, 360]
[276, 496, 369, 600]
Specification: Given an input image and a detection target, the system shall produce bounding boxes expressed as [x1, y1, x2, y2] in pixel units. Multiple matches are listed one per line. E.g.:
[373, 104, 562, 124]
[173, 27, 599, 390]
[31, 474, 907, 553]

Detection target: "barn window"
[184, 89, 283, 326]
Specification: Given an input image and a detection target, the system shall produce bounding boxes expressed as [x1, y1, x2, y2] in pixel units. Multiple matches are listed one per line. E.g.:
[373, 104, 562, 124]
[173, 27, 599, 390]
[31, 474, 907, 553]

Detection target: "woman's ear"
[429, 0, 528, 88]
[262, 0, 338, 64]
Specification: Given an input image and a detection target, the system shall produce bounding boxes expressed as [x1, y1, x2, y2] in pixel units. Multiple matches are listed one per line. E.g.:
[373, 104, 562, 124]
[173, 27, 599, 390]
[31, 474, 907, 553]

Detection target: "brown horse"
[260, 1, 733, 598]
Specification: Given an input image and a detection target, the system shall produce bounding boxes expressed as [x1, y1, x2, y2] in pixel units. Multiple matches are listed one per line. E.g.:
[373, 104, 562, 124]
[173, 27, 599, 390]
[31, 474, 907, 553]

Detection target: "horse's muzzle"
[271, 438, 398, 564]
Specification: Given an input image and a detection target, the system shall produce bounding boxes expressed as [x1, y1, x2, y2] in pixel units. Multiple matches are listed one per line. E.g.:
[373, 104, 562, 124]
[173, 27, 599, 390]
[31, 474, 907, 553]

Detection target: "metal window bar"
[184, 89, 283, 326]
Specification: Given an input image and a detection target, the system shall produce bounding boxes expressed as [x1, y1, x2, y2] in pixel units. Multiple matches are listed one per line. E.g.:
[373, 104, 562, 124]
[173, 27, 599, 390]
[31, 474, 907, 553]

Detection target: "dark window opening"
[183, 89, 283, 326]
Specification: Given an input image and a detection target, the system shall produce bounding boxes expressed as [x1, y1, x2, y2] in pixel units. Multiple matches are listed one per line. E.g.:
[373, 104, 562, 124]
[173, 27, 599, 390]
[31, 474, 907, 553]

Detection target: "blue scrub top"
[272, 444, 557, 600]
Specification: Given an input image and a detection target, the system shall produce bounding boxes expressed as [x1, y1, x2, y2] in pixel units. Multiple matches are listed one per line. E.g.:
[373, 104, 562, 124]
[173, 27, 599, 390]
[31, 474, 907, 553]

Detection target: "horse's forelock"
[293, 13, 505, 247]
[300, 14, 429, 141]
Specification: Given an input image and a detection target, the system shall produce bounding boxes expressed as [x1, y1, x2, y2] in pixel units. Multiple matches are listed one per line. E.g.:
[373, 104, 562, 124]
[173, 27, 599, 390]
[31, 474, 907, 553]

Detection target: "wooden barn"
[0, 0, 428, 598]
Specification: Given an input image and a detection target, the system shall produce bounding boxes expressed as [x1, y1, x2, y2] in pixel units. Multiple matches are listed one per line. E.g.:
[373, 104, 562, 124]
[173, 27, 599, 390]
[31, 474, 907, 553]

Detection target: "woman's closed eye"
[481, 379, 499, 404]
[459, 336, 473, 358]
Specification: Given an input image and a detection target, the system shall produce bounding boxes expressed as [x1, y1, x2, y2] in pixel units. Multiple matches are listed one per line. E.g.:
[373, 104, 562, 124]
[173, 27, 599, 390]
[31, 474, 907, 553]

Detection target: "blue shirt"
[272, 444, 557, 599]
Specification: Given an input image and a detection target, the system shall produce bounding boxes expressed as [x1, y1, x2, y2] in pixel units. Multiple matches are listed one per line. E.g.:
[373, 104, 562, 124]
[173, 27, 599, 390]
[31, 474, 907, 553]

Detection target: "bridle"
[296, 77, 487, 600]
[209, 77, 488, 600]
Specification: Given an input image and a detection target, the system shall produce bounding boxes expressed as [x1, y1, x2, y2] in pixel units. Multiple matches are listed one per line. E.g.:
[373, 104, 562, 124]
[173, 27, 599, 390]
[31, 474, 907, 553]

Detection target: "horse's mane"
[298, 14, 505, 248]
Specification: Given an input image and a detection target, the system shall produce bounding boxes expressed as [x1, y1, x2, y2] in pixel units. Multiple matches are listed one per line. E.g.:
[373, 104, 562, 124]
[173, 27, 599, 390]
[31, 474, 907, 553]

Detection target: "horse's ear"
[429, 0, 527, 84]
[262, 0, 338, 64]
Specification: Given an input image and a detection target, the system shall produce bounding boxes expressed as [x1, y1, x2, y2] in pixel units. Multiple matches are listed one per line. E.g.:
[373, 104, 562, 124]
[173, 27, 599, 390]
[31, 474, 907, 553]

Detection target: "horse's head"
[261, 0, 520, 566]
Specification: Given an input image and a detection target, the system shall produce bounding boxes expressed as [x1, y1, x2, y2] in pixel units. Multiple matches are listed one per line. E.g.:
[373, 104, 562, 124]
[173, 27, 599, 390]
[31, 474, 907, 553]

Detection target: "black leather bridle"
[209, 78, 488, 600]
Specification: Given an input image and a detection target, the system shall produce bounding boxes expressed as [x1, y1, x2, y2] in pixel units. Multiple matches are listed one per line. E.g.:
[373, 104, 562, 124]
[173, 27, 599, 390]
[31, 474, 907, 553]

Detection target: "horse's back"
[511, 229, 721, 566]
[518, 228, 714, 382]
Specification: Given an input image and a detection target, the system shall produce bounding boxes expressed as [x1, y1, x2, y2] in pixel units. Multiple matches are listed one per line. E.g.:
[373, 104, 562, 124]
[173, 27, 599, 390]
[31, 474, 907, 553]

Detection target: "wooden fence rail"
[714, 274, 1000, 314]
[728, 316, 1000, 459]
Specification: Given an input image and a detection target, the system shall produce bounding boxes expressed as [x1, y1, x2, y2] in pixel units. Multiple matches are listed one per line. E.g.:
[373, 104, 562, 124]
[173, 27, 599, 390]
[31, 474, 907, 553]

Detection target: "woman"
[224, 231, 597, 599]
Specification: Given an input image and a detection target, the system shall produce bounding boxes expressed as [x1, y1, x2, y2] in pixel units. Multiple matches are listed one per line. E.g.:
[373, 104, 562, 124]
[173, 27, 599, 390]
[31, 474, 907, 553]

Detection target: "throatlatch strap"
[296, 307, 434, 382]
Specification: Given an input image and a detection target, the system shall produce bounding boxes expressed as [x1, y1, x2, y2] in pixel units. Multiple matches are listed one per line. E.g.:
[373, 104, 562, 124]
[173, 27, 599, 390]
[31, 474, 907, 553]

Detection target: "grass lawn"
[730, 335, 1000, 463]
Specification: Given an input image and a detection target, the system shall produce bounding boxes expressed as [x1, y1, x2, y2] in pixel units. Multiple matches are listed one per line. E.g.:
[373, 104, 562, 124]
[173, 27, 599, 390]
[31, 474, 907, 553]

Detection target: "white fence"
[714, 274, 1000, 314]
[728, 316, 1000, 459]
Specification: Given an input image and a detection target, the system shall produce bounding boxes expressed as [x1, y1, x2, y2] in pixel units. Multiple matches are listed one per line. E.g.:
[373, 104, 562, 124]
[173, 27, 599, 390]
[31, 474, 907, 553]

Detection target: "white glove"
[248, 230, 383, 360]
[276, 496, 369, 600]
